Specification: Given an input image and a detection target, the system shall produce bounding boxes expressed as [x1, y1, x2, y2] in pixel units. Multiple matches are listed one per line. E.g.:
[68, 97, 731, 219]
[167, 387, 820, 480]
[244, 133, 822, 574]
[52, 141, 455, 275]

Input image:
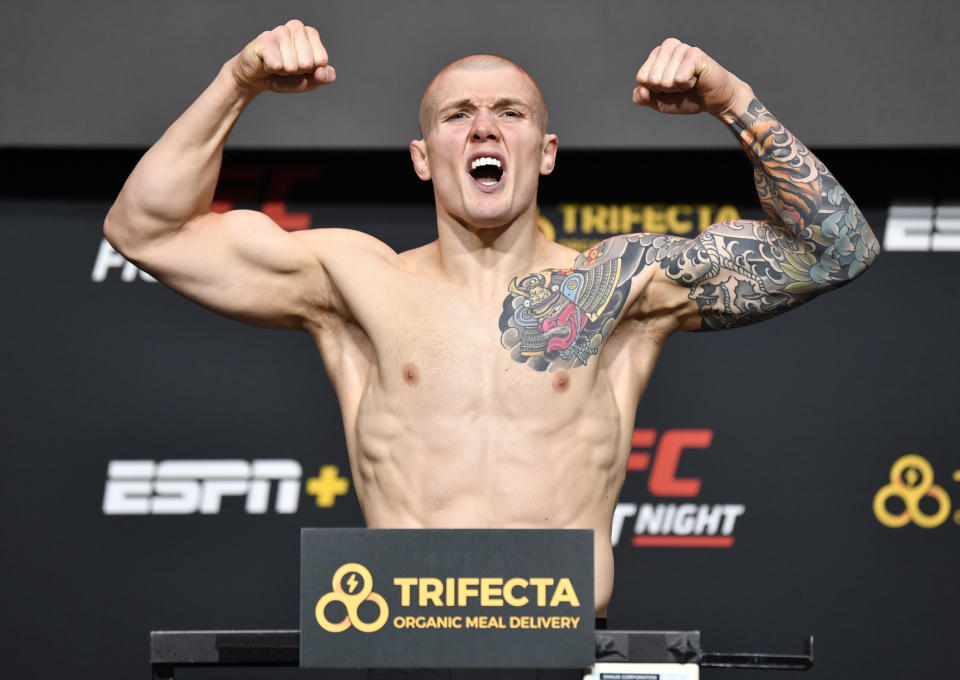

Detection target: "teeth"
[470, 156, 503, 170]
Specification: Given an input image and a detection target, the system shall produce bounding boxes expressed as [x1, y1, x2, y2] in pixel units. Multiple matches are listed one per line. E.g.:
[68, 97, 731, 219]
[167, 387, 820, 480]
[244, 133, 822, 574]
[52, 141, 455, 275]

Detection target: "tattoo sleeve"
[498, 99, 880, 370]
[662, 98, 880, 331]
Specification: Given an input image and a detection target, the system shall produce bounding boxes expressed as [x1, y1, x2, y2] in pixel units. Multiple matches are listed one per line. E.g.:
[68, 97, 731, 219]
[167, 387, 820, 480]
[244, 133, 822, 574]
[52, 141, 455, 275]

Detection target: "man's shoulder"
[396, 240, 439, 267]
[573, 233, 688, 269]
[296, 227, 400, 263]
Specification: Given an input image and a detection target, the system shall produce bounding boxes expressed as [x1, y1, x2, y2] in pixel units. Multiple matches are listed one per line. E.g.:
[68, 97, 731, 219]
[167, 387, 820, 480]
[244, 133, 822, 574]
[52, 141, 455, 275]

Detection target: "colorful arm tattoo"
[499, 99, 881, 369]
[666, 98, 880, 330]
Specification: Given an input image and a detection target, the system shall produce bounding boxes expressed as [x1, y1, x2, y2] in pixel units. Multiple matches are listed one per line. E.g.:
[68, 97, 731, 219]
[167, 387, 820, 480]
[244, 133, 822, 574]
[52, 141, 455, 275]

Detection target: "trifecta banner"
[300, 529, 595, 668]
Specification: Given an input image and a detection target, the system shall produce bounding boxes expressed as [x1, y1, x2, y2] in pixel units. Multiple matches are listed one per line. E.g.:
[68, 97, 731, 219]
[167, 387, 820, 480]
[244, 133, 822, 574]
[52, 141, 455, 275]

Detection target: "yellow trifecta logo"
[314, 564, 584, 634]
[874, 455, 951, 528]
[316, 563, 389, 633]
[535, 202, 741, 252]
[393, 577, 580, 608]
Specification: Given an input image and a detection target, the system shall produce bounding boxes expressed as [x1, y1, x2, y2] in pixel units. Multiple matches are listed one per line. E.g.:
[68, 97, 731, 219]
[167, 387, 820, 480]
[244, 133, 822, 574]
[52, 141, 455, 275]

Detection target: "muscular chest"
[366, 280, 604, 417]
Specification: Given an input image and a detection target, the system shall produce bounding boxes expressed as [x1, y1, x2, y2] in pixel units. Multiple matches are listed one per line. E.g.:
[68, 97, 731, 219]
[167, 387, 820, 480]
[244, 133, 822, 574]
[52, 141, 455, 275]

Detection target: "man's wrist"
[220, 56, 264, 104]
[713, 78, 756, 125]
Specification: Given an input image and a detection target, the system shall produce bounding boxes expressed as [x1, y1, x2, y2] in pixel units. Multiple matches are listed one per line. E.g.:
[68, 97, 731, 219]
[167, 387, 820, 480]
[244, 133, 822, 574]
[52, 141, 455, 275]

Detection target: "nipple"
[552, 370, 571, 393]
[402, 363, 420, 386]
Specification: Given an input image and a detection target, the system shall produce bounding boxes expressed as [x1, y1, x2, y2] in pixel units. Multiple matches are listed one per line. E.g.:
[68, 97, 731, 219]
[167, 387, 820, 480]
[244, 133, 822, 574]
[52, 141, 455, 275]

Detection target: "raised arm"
[633, 38, 880, 332]
[104, 20, 346, 329]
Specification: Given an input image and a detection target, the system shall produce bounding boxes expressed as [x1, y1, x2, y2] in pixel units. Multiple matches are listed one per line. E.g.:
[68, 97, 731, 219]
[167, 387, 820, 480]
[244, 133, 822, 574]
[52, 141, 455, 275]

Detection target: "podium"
[149, 629, 814, 678]
[149, 530, 814, 677]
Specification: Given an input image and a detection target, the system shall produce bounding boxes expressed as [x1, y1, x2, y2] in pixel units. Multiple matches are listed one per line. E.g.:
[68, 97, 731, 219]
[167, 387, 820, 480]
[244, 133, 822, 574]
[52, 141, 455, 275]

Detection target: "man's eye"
[448, 112, 468, 120]
[502, 110, 520, 118]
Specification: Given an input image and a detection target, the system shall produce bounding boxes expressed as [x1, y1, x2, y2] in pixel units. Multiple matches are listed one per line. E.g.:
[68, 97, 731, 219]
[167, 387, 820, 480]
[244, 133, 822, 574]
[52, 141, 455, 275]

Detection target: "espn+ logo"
[103, 459, 350, 514]
[873, 454, 959, 529]
[883, 203, 960, 251]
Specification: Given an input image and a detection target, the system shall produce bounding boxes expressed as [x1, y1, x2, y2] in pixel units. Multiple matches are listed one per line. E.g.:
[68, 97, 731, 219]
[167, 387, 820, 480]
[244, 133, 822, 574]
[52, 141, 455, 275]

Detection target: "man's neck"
[433, 207, 550, 293]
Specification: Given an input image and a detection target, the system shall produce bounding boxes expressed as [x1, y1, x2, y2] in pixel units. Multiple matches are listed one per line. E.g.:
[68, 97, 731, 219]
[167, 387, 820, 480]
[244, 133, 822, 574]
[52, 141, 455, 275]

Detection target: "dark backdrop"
[2, 147, 957, 679]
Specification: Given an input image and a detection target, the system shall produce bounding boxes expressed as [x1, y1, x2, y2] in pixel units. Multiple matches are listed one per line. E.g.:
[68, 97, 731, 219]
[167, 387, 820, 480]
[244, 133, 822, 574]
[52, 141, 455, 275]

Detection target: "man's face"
[410, 64, 558, 230]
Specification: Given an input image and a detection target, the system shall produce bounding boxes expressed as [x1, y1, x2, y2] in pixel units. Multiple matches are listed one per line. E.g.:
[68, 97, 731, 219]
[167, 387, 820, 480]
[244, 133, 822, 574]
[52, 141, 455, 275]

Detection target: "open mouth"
[469, 156, 504, 187]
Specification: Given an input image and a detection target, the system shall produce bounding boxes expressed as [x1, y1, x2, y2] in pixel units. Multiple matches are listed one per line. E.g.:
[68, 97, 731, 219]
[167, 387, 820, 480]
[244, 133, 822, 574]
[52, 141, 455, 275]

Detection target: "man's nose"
[471, 109, 499, 140]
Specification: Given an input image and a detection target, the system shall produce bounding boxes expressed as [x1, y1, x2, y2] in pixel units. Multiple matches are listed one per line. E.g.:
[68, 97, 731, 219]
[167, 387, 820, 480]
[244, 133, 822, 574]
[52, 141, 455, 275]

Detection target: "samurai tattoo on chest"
[498, 235, 681, 372]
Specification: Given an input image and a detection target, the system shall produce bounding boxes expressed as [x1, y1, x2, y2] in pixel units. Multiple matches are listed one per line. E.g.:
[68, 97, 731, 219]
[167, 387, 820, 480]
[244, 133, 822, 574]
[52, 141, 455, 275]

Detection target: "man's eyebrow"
[438, 98, 475, 113]
[492, 98, 530, 109]
[438, 98, 531, 113]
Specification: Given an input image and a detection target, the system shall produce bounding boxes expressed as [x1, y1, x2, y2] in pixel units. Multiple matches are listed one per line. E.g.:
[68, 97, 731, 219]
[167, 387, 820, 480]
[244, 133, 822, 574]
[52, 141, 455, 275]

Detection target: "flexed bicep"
[661, 100, 880, 332]
[628, 37, 879, 333]
[659, 219, 830, 331]
[104, 20, 344, 330]
[122, 209, 338, 329]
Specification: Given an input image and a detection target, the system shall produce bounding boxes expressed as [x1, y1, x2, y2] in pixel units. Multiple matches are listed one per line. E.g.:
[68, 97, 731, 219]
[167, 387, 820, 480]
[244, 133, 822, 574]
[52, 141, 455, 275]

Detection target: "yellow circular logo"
[315, 563, 389, 633]
[873, 455, 951, 528]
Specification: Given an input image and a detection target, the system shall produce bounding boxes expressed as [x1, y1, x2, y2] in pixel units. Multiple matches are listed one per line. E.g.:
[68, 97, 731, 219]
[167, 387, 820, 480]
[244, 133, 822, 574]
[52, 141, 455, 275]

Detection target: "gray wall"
[3, 0, 959, 149]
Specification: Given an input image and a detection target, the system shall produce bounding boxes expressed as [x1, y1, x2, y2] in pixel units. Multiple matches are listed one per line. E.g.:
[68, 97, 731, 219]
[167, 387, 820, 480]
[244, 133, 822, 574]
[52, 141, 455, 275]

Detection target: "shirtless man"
[104, 20, 879, 618]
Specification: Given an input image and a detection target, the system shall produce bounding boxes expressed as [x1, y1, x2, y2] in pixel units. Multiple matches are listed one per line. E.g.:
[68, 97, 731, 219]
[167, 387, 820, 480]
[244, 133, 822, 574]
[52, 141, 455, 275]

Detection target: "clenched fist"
[232, 19, 335, 95]
[633, 38, 753, 119]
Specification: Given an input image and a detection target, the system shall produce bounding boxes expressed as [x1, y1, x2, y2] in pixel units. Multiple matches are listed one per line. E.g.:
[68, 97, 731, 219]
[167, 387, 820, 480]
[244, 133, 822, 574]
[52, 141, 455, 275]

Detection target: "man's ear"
[539, 133, 559, 175]
[409, 139, 431, 181]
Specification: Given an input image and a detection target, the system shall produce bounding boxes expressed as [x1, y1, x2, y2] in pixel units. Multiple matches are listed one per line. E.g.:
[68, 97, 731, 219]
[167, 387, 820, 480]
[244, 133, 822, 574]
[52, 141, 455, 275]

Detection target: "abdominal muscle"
[348, 362, 630, 616]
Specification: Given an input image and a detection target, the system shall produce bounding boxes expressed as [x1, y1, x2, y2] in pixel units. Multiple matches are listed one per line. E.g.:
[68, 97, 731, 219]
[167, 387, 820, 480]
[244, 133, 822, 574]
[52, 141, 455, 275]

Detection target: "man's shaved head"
[418, 54, 548, 138]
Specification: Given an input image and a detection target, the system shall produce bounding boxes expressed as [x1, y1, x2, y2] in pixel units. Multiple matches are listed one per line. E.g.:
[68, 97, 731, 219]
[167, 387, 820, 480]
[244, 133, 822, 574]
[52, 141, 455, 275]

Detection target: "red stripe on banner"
[631, 536, 735, 548]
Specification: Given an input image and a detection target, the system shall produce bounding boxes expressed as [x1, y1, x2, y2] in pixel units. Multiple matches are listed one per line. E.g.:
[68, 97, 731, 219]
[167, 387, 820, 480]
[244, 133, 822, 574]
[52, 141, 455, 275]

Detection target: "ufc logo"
[627, 429, 713, 497]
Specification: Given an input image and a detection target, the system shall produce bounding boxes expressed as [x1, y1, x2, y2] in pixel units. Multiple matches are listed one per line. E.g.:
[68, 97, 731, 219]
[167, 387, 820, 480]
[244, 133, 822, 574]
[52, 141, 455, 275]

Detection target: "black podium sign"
[300, 528, 595, 668]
